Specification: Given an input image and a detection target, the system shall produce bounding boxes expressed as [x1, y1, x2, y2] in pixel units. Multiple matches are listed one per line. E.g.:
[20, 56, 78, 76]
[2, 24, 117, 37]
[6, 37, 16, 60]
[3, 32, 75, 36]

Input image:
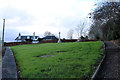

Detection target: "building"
[42, 36, 58, 41]
[15, 33, 39, 43]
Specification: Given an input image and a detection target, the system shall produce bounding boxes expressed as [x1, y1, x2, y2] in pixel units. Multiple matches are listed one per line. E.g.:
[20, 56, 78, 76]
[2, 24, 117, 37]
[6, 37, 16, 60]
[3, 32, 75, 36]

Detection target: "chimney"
[19, 33, 21, 36]
[18, 33, 21, 39]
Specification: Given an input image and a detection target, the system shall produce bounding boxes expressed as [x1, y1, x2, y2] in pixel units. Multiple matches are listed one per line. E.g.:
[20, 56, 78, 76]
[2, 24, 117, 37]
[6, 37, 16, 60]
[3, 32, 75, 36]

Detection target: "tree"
[44, 31, 54, 36]
[38, 38, 43, 42]
[89, 21, 103, 40]
[89, 2, 120, 40]
[67, 29, 74, 39]
[75, 22, 85, 39]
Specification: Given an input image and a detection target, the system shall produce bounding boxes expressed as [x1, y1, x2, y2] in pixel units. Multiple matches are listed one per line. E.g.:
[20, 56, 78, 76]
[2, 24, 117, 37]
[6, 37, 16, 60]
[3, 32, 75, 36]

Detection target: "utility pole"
[2, 19, 5, 47]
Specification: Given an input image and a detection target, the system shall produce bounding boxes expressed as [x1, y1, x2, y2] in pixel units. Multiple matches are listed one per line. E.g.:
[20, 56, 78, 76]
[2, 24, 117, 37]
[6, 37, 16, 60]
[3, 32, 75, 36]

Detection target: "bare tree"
[75, 22, 85, 39]
[89, 21, 103, 40]
[67, 29, 74, 39]
[44, 31, 54, 36]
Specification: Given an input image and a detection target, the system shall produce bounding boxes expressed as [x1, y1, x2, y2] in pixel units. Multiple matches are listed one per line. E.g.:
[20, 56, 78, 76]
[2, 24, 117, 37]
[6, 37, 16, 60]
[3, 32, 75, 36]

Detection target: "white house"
[15, 32, 39, 43]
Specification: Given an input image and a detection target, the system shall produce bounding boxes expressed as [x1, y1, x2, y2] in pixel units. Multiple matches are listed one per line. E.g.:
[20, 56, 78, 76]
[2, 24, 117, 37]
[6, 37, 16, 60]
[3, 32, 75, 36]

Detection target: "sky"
[0, 0, 96, 42]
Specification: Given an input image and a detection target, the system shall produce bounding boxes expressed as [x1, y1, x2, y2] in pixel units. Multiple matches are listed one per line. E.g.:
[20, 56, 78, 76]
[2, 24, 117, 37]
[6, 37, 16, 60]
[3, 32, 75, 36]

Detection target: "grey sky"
[0, 0, 96, 42]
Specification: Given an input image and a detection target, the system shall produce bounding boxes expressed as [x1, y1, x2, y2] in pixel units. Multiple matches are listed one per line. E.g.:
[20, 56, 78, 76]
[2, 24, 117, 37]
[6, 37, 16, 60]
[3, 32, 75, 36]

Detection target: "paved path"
[95, 41, 120, 80]
[2, 47, 17, 79]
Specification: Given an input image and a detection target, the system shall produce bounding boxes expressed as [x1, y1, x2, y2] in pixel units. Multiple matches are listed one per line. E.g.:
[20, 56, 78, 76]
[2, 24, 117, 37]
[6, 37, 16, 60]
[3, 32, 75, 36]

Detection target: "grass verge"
[11, 41, 104, 79]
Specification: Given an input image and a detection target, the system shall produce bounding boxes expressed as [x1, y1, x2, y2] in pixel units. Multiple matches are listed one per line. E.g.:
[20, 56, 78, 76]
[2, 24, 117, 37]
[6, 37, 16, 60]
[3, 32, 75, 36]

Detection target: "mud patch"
[36, 55, 55, 58]
[56, 51, 67, 53]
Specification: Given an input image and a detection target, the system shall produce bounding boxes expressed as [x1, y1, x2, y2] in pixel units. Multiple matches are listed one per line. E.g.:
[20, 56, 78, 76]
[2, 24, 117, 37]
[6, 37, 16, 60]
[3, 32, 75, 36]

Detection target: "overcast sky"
[0, 0, 96, 42]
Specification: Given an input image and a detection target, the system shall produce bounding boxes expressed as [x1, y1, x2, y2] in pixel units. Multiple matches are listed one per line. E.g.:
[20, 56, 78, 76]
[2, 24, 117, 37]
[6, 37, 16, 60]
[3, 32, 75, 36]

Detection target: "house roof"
[15, 36, 39, 40]
[42, 36, 58, 40]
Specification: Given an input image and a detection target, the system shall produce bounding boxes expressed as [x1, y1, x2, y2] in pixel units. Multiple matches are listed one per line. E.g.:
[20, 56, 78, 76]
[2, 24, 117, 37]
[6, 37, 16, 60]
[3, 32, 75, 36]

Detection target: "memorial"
[57, 32, 62, 43]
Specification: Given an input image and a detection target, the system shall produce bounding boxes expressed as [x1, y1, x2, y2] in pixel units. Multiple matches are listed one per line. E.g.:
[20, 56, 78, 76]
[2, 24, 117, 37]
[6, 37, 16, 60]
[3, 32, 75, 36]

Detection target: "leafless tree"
[67, 29, 74, 39]
[75, 22, 85, 39]
[44, 31, 54, 36]
[89, 21, 103, 40]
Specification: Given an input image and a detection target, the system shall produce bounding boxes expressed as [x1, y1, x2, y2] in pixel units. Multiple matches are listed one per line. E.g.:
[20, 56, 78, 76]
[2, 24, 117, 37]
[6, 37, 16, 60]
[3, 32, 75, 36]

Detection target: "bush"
[38, 38, 43, 42]
[106, 30, 120, 41]
[2, 47, 6, 57]
[81, 36, 84, 39]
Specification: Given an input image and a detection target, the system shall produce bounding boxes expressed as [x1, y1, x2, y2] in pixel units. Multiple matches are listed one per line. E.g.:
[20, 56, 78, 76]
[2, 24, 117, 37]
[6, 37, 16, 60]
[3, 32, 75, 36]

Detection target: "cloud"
[0, 0, 95, 42]
[0, 7, 35, 41]
[0, 7, 34, 27]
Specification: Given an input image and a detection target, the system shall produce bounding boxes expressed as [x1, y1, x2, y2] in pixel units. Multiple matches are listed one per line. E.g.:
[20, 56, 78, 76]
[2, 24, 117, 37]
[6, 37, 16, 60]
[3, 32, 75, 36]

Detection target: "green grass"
[11, 41, 104, 79]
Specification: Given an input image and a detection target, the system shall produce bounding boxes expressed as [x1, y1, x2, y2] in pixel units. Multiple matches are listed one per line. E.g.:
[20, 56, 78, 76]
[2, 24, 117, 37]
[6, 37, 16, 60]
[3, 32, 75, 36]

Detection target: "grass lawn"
[11, 41, 104, 79]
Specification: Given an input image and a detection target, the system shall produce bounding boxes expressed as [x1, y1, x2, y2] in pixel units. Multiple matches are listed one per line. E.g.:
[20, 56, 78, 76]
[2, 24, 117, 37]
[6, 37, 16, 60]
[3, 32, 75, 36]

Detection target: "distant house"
[42, 36, 58, 41]
[15, 33, 39, 43]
